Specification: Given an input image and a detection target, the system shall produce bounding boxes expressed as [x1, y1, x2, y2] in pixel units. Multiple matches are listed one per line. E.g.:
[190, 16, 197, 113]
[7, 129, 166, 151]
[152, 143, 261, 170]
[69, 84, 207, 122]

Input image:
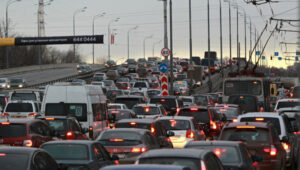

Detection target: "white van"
[41, 83, 108, 139]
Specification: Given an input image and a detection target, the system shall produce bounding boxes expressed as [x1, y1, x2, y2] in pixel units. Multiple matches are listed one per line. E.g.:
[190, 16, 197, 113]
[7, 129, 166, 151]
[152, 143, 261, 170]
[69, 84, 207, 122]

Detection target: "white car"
[178, 96, 195, 106]
[2, 100, 40, 118]
[107, 103, 128, 110]
[274, 98, 300, 112]
[132, 81, 149, 92]
[0, 78, 10, 89]
[132, 103, 166, 119]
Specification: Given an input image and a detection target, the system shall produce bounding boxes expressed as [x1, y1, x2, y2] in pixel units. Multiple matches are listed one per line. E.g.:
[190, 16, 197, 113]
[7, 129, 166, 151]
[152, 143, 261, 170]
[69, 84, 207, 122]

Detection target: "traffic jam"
[0, 57, 299, 170]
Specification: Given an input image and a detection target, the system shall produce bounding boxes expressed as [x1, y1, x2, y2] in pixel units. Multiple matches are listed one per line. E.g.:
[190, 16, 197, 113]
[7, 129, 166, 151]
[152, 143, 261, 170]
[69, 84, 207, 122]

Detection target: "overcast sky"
[1, 0, 299, 68]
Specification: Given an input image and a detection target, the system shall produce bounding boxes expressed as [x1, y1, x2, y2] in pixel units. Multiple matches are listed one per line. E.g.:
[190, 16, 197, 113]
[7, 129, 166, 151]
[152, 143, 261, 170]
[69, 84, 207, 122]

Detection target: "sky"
[0, 0, 299, 68]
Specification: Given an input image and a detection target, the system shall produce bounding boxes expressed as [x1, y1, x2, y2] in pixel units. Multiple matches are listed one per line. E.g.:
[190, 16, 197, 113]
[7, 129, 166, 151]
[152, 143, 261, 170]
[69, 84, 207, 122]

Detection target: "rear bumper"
[171, 138, 193, 148]
[258, 160, 284, 170]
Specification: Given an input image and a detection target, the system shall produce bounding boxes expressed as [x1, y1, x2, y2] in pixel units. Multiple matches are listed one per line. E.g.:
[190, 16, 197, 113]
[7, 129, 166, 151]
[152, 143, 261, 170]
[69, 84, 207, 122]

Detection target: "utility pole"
[249, 18, 252, 66]
[169, 0, 174, 95]
[188, 0, 192, 63]
[207, 0, 212, 92]
[127, 26, 138, 60]
[92, 12, 105, 65]
[219, 0, 223, 78]
[244, 11, 247, 62]
[236, 4, 239, 73]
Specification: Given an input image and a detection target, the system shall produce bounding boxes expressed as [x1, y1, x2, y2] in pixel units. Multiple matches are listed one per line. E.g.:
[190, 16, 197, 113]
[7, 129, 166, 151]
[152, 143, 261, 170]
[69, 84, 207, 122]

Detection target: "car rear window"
[182, 98, 193, 103]
[108, 105, 122, 109]
[0, 153, 29, 170]
[45, 104, 87, 122]
[139, 157, 200, 170]
[194, 96, 208, 104]
[45, 119, 67, 133]
[240, 117, 281, 135]
[178, 109, 210, 123]
[11, 93, 37, 101]
[42, 144, 89, 160]
[185, 145, 240, 164]
[5, 103, 33, 112]
[212, 108, 238, 118]
[276, 101, 300, 110]
[115, 98, 142, 109]
[150, 98, 177, 111]
[115, 122, 150, 130]
[108, 110, 132, 120]
[134, 82, 147, 88]
[220, 128, 270, 142]
[0, 124, 26, 137]
[133, 106, 160, 116]
[98, 131, 142, 146]
[159, 119, 191, 130]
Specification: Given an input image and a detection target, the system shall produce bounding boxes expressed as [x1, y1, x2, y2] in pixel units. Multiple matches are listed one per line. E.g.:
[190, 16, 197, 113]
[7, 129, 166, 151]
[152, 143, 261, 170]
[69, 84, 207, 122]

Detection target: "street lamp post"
[92, 12, 106, 65]
[188, 0, 192, 64]
[5, 0, 21, 68]
[73, 7, 87, 61]
[152, 39, 162, 57]
[108, 18, 120, 61]
[219, 0, 223, 78]
[127, 26, 138, 60]
[143, 35, 153, 59]
[207, 0, 212, 92]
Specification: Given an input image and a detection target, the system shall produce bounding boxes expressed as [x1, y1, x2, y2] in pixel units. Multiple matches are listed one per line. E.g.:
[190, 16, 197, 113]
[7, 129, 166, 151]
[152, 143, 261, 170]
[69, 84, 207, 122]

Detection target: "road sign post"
[160, 73, 169, 96]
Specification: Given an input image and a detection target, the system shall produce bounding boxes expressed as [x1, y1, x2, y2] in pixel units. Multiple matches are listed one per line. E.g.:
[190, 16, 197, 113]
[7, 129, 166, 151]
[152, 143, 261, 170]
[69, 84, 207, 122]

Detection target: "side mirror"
[111, 155, 119, 161]
[281, 136, 289, 143]
[167, 131, 175, 137]
[251, 155, 262, 162]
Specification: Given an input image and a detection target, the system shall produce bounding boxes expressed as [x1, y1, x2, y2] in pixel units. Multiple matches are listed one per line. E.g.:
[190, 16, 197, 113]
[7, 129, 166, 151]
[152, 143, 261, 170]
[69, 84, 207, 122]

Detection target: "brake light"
[201, 160, 207, 170]
[161, 99, 165, 102]
[131, 147, 147, 153]
[290, 93, 294, 98]
[130, 122, 137, 126]
[151, 124, 156, 136]
[260, 106, 264, 112]
[190, 108, 198, 111]
[89, 126, 93, 139]
[233, 118, 237, 122]
[1, 122, 10, 125]
[236, 126, 256, 129]
[2, 113, 9, 116]
[210, 121, 217, 130]
[23, 140, 33, 147]
[176, 107, 180, 113]
[294, 131, 300, 135]
[186, 130, 195, 138]
[0, 153, 6, 156]
[127, 86, 130, 90]
[263, 145, 277, 157]
[288, 100, 294, 102]
[213, 148, 226, 157]
[282, 142, 290, 151]
[28, 113, 37, 117]
[224, 105, 228, 108]
[89, 126, 93, 131]
[66, 131, 75, 140]
[114, 160, 119, 165]
[109, 139, 124, 142]
[45, 117, 55, 120]
[256, 118, 264, 121]
[111, 111, 120, 114]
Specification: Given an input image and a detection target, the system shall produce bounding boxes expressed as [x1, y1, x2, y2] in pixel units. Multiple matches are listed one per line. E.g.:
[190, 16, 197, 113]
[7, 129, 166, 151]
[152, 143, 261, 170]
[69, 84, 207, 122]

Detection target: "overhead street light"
[92, 12, 106, 65]
[73, 6, 87, 61]
[143, 35, 153, 59]
[108, 18, 120, 61]
[152, 39, 162, 58]
[127, 26, 138, 60]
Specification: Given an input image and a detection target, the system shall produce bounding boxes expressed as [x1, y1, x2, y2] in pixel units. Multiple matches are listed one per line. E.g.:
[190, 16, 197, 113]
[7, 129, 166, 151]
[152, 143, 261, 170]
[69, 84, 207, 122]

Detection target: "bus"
[223, 77, 271, 111]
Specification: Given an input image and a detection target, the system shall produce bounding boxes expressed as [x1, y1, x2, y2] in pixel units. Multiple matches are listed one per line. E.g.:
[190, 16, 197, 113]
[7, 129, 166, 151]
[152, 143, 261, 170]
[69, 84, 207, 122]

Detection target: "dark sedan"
[41, 140, 118, 169]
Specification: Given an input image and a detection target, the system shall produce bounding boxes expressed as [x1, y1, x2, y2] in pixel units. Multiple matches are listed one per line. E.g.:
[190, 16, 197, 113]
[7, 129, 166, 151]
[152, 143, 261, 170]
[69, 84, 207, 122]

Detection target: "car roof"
[186, 141, 243, 147]
[117, 119, 154, 124]
[42, 140, 98, 145]
[0, 146, 41, 154]
[103, 128, 149, 134]
[224, 122, 270, 129]
[37, 116, 76, 120]
[138, 149, 210, 159]
[277, 98, 300, 102]
[101, 165, 190, 170]
[116, 95, 144, 99]
[150, 96, 177, 99]
[133, 103, 161, 107]
[238, 112, 281, 118]
[157, 116, 193, 121]
[180, 106, 208, 110]
[0, 118, 43, 124]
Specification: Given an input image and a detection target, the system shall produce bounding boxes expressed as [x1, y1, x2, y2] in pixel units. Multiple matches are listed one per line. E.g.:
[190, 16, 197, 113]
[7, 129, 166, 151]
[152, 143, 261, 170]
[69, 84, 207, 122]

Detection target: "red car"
[0, 119, 52, 147]
[116, 82, 131, 90]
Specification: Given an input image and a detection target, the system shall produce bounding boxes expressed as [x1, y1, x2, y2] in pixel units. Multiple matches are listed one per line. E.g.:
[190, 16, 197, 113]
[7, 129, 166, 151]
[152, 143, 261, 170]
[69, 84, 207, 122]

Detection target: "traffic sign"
[296, 51, 300, 55]
[160, 73, 169, 96]
[162, 84, 168, 91]
[161, 48, 171, 57]
[256, 51, 260, 55]
[262, 56, 266, 60]
[274, 52, 279, 56]
[278, 57, 282, 61]
[161, 76, 168, 83]
[159, 63, 168, 73]
[296, 57, 299, 61]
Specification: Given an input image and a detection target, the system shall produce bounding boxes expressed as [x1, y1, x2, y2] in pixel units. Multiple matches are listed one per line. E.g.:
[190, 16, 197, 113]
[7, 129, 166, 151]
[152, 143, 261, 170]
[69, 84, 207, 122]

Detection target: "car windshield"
[103, 81, 113, 86]
[133, 106, 160, 116]
[139, 157, 200, 170]
[115, 122, 150, 130]
[42, 144, 89, 160]
[182, 98, 192, 103]
[98, 131, 142, 146]
[0, 124, 26, 137]
[160, 119, 191, 130]
[220, 128, 270, 142]
[115, 98, 142, 109]
[174, 82, 187, 88]
[240, 117, 281, 135]
[0, 79, 6, 83]
[11, 93, 37, 101]
[134, 82, 147, 88]
[5, 103, 33, 112]
[277, 101, 300, 110]
[150, 98, 177, 111]
[179, 109, 210, 123]
[45, 103, 87, 121]
[185, 145, 240, 164]
[10, 79, 23, 83]
[147, 90, 160, 96]
[107, 90, 123, 97]
[45, 119, 67, 133]
[0, 153, 29, 170]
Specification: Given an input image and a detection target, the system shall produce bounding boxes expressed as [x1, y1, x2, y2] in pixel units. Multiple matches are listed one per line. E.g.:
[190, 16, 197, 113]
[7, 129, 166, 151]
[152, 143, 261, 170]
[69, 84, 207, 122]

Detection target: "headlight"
[6, 85, 10, 88]
[78, 70, 82, 73]
[19, 84, 23, 88]
[1, 84, 5, 87]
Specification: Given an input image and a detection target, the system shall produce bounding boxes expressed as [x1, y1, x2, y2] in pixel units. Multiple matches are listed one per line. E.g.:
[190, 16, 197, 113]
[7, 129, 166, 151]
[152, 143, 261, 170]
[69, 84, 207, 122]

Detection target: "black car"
[114, 119, 173, 148]
[149, 96, 181, 116]
[41, 140, 118, 169]
[136, 149, 224, 170]
[97, 128, 160, 164]
[115, 95, 146, 109]
[37, 116, 88, 140]
[106, 90, 124, 102]
[128, 65, 137, 73]
[228, 94, 259, 113]
[0, 147, 59, 170]
[185, 141, 259, 170]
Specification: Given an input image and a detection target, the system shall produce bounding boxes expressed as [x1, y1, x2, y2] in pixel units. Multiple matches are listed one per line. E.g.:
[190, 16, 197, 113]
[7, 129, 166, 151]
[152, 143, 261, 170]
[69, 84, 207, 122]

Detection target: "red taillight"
[176, 107, 180, 113]
[290, 93, 294, 98]
[66, 131, 75, 140]
[114, 160, 119, 165]
[131, 147, 147, 153]
[151, 126, 156, 136]
[263, 145, 277, 157]
[282, 142, 290, 151]
[23, 140, 33, 147]
[190, 108, 198, 111]
[0, 153, 6, 156]
[260, 106, 264, 112]
[130, 122, 137, 126]
[186, 130, 195, 138]
[28, 113, 37, 117]
[127, 86, 130, 90]
[255, 118, 264, 121]
[161, 99, 165, 102]
[1, 122, 10, 125]
[45, 117, 55, 120]
[294, 131, 300, 135]
[109, 139, 124, 142]
[89, 126, 93, 139]
[210, 121, 217, 130]
[201, 160, 207, 170]
[232, 118, 237, 122]
[2, 113, 9, 116]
